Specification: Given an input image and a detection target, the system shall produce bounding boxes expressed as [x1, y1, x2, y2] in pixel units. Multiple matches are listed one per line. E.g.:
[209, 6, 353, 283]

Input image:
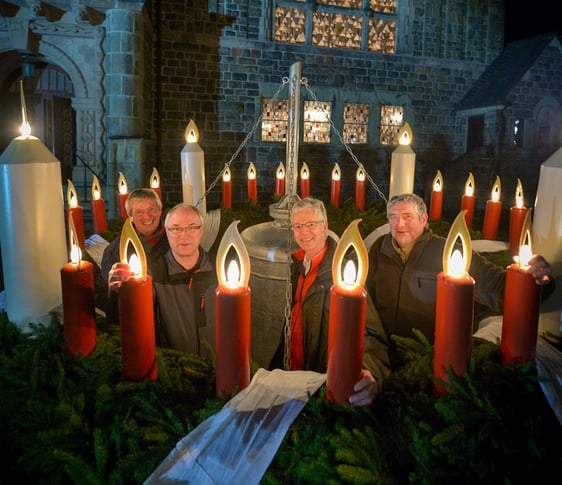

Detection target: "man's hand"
[108, 262, 135, 293]
[348, 369, 380, 407]
[528, 255, 552, 285]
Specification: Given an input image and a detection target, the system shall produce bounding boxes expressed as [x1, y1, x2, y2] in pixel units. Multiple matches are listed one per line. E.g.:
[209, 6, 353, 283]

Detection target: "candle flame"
[223, 165, 231, 182]
[443, 210, 472, 277]
[343, 260, 357, 285]
[464, 172, 475, 197]
[515, 210, 534, 268]
[70, 243, 82, 265]
[432, 170, 443, 192]
[118, 172, 128, 194]
[490, 176, 501, 202]
[216, 220, 250, 287]
[515, 178, 524, 208]
[276, 162, 285, 179]
[67, 214, 82, 264]
[226, 260, 240, 285]
[247, 162, 256, 180]
[185, 119, 199, 143]
[66, 179, 79, 208]
[332, 163, 341, 181]
[300, 162, 309, 180]
[91, 175, 102, 200]
[356, 167, 365, 182]
[19, 80, 32, 138]
[150, 167, 160, 189]
[398, 122, 412, 146]
[333, 219, 368, 287]
[119, 218, 147, 278]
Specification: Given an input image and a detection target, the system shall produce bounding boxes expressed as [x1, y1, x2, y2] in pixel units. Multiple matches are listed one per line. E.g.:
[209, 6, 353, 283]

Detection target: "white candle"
[180, 119, 207, 216]
[389, 122, 416, 200]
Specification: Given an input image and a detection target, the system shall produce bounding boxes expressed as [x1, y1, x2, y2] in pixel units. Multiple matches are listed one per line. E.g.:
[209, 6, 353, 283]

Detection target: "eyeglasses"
[167, 225, 202, 235]
[291, 221, 324, 231]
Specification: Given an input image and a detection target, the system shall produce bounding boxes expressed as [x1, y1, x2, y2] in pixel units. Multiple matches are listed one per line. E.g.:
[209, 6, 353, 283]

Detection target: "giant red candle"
[300, 162, 310, 198]
[247, 162, 257, 206]
[429, 170, 443, 221]
[433, 211, 475, 395]
[355, 167, 366, 211]
[60, 217, 96, 357]
[66, 179, 86, 252]
[222, 165, 232, 209]
[90, 174, 108, 234]
[327, 220, 368, 406]
[149, 167, 162, 201]
[117, 171, 129, 219]
[482, 176, 502, 240]
[509, 178, 528, 256]
[117, 219, 157, 381]
[460, 172, 476, 228]
[330, 163, 341, 208]
[215, 221, 251, 398]
[275, 162, 285, 197]
[501, 212, 541, 364]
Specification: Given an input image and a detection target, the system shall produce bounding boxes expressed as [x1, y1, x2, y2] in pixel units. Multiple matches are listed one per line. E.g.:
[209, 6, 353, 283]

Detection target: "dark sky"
[504, 1, 561, 43]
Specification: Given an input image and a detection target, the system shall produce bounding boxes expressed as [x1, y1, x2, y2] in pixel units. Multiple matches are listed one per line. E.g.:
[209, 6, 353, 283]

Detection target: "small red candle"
[222, 165, 232, 209]
[60, 216, 96, 357]
[327, 220, 368, 405]
[509, 178, 528, 256]
[275, 162, 285, 197]
[117, 171, 129, 219]
[66, 179, 86, 252]
[330, 163, 341, 208]
[429, 170, 443, 221]
[117, 219, 157, 381]
[149, 167, 162, 201]
[215, 221, 251, 398]
[481, 176, 502, 240]
[434, 211, 475, 395]
[300, 162, 310, 198]
[90, 175, 108, 234]
[460, 172, 476, 228]
[247, 162, 257, 206]
[355, 167, 366, 211]
[501, 212, 541, 364]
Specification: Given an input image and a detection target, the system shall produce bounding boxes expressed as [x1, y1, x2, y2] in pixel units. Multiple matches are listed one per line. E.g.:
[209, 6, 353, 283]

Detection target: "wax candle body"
[501, 264, 541, 364]
[60, 261, 96, 357]
[118, 193, 128, 220]
[355, 180, 365, 211]
[330, 179, 341, 208]
[247, 178, 257, 205]
[215, 285, 251, 397]
[118, 276, 157, 381]
[429, 190, 443, 221]
[152, 186, 162, 201]
[433, 272, 475, 395]
[460, 195, 475, 228]
[300, 178, 310, 198]
[508, 206, 528, 256]
[327, 284, 366, 405]
[482, 200, 502, 240]
[90, 198, 108, 233]
[275, 177, 285, 197]
[222, 179, 232, 208]
[67, 206, 86, 251]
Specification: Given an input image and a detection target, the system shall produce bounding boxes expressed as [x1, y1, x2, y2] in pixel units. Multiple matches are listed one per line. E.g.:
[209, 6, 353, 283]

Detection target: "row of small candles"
[63, 204, 541, 401]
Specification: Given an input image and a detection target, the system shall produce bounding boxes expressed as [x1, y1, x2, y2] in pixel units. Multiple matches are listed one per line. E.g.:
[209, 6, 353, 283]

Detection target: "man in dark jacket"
[269, 197, 390, 407]
[366, 193, 553, 359]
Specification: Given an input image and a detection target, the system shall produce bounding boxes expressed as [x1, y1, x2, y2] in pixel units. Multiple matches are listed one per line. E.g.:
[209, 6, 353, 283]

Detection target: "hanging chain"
[302, 78, 388, 204]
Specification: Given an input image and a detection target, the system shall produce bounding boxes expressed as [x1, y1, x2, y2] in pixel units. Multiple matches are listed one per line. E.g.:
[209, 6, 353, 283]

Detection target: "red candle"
[222, 166, 232, 209]
[429, 170, 443, 221]
[149, 167, 162, 201]
[247, 162, 257, 206]
[460, 172, 476, 228]
[300, 162, 310, 198]
[481, 176, 502, 240]
[66, 179, 86, 252]
[433, 211, 475, 395]
[215, 221, 251, 397]
[327, 220, 368, 405]
[90, 175, 108, 233]
[60, 225, 96, 358]
[117, 171, 129, 219]
[117, 219, 157, 381]
[508, 179, 527, 256]
[501, 213, 541, 364]
[330, 163, 341, 208]
[275, 162, 285, 197]
[355, 167, 366, 211]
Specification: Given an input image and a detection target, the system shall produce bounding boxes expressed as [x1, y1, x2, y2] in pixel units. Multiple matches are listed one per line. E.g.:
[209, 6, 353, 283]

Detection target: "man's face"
[388, 201, 427, 248]
[165, 208, 203, 260]
[291, 207, 328, 259]
[130, 199, 162, 236]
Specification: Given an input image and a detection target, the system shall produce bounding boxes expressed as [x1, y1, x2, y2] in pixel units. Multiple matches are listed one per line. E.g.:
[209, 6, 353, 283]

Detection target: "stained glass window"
[343, 103, 369, 144]
[379, 105, 403, 145]
[261, 98, 289, 142]
[303, 100, 331, 143]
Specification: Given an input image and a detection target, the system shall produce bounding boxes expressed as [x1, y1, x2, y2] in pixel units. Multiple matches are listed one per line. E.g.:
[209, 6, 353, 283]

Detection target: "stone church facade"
[1, 0, 561, 219]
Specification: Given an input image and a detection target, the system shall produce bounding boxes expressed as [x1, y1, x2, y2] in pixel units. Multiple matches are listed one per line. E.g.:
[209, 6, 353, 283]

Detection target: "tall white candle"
[388, 122, 416, 200]
[180, 119, 207, 216]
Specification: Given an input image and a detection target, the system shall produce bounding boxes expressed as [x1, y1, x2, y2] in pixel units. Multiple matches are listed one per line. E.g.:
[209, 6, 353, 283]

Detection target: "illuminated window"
[261, 98, 289, 142]
[343, 103, 369, 143]
[379, 105, 403, 145]
[303, 100, 331, 143]
[275, 0, 396, 54]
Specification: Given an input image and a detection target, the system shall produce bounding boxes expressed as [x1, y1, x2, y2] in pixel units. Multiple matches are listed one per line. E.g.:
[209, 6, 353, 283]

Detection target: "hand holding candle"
[460, 172, 476, 228]
[330, 163, 341, 208]
[90, 175, 108, 234]
[482, 176, 502, 240]
[429, 170, 443, 221]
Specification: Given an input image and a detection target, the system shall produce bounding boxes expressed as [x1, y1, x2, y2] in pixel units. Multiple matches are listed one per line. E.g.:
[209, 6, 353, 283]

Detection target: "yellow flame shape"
[216, 220, 250, 288]
[443, 211, 472, 276]
[91, 175, 102, 200]
[464, 172, 475, 196]
[119, 218, 147, 278]
[67, 179, 79, 207]
[490, 176, 501, 202]
[300, 162, 309, 179]
[185, 119, 199, 143]
[432, 170, 443, 191]
[150, 167, 160, 188]
[332, 219, 368, 287]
